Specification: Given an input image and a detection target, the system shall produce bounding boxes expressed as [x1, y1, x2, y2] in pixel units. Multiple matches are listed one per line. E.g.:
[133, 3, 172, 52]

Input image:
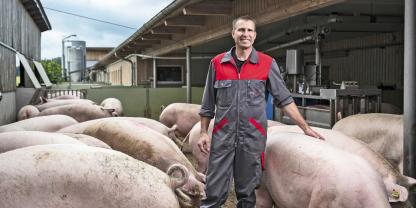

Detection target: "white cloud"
[40, 0, 173, 59]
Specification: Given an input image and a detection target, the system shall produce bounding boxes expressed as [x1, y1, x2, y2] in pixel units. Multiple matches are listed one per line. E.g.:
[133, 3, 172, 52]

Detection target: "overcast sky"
[41, 0, 173, 59]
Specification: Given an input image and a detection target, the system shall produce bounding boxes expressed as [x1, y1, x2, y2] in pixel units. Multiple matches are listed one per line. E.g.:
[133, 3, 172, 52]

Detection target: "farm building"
[91, 0, 407, 125]
[0, 0, 51, 125]
[0, 0, 416, 206]
[86, 47, 113, 83]
[89, 0, 415, 179]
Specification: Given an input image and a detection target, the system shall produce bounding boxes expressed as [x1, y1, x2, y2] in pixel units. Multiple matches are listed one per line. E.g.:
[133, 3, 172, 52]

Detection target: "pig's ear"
[167, 163, 189, 189]
[388, 184, 408, 202]
[101, 107, 115, 113]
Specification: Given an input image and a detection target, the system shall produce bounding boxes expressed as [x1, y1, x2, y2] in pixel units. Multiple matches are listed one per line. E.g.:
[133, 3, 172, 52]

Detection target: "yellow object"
[391, 189, 400, 199]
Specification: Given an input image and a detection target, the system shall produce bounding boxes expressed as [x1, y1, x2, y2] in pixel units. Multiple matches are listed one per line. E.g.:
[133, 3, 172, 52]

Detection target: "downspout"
[115, 52, 135, 86]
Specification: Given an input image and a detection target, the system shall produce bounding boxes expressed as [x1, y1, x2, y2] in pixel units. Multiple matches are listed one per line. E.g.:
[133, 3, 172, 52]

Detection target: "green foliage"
[41, 58, 63, 84]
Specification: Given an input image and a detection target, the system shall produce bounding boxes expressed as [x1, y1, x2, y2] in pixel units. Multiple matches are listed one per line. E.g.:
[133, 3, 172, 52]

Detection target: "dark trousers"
[200, 141, 262, 208]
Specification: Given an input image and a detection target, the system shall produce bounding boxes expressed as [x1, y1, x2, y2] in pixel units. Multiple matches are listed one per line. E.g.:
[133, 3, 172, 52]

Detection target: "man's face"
[232, 19, 256, 50]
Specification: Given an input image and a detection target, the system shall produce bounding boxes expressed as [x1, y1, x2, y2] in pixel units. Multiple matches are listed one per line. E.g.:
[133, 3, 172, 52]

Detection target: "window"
[156, 65, 183, 84]
[16, 53, 41, 88]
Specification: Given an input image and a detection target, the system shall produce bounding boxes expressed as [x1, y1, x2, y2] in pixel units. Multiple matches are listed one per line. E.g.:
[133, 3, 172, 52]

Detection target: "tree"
[41, 58, 63, 84]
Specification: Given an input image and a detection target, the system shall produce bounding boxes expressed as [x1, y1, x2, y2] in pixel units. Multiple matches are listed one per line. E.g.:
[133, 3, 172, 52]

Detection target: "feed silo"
[65, 40, 86, 82]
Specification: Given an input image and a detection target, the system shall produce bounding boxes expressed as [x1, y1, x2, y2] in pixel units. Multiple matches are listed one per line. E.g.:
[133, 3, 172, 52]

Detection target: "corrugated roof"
[20, 0, 51, 32]
[91, 0, 196, 69]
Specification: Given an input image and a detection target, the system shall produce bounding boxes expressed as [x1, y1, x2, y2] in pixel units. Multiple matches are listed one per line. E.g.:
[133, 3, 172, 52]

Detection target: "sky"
[40, 0, 173, 59]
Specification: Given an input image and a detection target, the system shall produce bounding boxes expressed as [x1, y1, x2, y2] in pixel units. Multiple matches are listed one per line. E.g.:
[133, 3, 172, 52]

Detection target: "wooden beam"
[183, 1, 231, 16]
[330, 23, 403, 32]
[164, 16, 205, 27]
[149, 0, 345, 56]
[126, 45, 152, 51]
[115, 49, 131, 57]
[132, 39, 161, 45]
[151, 26, 186, 34]
[141, 33, 172, 40]
[129, 43, 154, 48]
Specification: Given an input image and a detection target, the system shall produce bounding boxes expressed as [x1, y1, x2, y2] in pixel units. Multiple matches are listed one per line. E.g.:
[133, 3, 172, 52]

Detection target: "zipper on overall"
[232, 60, 246, 148]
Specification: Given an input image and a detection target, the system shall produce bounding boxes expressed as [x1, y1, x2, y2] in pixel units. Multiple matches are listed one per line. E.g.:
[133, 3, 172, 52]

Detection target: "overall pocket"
[214, 80, 233, 108]
[247, 80, 265, 106]
[242, 118, 267, 154]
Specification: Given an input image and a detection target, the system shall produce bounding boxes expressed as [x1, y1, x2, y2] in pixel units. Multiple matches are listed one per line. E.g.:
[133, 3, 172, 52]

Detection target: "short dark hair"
[232, 15, 257, 30]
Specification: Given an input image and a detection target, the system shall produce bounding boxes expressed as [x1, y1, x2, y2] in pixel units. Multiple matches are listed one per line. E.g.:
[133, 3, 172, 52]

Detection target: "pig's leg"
[308, 185, 338, 208]
[255, 174, 273, 208]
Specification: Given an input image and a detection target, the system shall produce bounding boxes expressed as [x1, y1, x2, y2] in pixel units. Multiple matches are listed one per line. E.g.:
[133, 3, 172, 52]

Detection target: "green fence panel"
[86, 86, 147, 117]
[85, 86, 205, 120]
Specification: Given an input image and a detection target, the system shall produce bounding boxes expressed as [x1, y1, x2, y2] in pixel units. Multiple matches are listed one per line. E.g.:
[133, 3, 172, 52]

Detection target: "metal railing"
[29, 89, 87, 105]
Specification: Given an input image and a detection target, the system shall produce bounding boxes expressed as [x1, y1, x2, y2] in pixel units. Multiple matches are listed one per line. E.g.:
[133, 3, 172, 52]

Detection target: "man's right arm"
[199, 61, 216, 118]
[199, 116, 211, 154]
[198, 60, 216, 154]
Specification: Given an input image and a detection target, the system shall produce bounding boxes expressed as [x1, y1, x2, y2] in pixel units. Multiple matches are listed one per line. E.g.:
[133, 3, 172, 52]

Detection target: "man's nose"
[242, 30, 250, 35]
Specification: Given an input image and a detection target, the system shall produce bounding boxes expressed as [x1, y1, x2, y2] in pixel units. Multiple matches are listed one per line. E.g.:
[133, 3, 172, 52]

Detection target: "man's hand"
[304, 127, 325, 140]
[198, 132, 211, 154]
[281, 103, 324, 140]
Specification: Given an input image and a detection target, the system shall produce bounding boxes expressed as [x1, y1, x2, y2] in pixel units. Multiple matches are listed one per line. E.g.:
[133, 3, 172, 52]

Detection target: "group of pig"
[17, 95, 122, 122]
[1, 99, 414, 208]
[164, 103, 414, 208]
[0, 101, 206, 208]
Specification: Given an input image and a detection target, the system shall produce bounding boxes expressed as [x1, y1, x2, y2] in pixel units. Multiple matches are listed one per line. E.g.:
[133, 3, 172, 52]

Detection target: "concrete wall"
[15, 88, 36, 113]
[0, 92, 16, 125]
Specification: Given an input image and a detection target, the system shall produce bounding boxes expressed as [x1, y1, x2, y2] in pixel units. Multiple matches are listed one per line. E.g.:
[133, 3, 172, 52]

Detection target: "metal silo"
[65, 40, 86, 82]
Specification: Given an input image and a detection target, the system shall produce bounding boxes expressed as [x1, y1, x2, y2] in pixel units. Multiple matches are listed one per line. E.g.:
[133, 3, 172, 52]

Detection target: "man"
[198, 15, 323, 207]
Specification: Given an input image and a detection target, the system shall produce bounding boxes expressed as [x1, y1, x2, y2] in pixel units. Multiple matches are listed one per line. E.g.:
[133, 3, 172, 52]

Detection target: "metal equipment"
[275, 88, 381, 128]
[286, 49, 304, 93]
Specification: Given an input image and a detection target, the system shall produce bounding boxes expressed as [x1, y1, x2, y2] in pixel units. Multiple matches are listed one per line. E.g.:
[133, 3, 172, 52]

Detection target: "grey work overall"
[199, 48, 293, 208]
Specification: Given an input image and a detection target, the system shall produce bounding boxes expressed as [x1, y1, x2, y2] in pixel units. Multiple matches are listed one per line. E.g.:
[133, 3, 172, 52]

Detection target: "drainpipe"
[404, 0, 416, 189]
[115, 52, 134, 86]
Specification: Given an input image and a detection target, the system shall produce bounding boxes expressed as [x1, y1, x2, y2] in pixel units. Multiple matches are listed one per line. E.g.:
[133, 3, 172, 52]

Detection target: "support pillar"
[404, 1, 416, 203]
[186, 46, 192, 103]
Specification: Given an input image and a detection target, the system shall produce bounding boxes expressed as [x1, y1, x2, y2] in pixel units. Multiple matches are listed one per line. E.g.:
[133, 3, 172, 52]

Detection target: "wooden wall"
[0, 0, 42, 92]
[86, 50, 112, 62]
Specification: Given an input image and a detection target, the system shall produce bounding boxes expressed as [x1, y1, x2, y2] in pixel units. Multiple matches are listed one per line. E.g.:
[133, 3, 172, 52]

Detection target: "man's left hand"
[304, 127, 325, 140]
